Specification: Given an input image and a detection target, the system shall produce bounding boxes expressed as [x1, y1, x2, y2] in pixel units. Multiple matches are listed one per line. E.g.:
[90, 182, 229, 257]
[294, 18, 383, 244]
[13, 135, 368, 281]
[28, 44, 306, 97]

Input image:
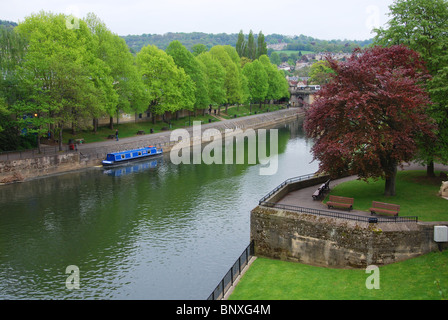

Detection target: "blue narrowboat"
[102, 146, 163, 167]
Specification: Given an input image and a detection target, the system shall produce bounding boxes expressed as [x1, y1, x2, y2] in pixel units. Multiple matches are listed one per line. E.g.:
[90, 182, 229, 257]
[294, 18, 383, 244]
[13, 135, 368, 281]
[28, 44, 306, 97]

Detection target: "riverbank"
[0, 108, 305, 183]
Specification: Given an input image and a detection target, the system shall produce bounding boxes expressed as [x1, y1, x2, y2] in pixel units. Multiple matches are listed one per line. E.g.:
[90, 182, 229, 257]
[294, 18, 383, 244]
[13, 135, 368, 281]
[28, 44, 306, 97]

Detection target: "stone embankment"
[0, 108, 304, 183]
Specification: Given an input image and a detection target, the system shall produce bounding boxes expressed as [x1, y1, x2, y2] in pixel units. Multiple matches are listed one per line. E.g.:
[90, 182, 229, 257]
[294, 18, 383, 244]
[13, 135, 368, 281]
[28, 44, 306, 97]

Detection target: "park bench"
[369, 201, 400, 217]
[312, 179, 331, 200]
[327, 195, 354, 211]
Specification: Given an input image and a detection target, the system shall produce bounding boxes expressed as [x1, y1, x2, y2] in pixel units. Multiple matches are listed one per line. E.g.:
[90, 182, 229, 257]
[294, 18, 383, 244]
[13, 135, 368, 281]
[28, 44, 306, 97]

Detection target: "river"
[0, 119, 318, 300]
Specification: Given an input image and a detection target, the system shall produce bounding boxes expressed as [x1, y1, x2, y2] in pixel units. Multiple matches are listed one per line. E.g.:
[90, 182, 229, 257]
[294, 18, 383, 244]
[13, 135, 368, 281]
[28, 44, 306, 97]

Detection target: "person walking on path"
[115, 129, 119, 141]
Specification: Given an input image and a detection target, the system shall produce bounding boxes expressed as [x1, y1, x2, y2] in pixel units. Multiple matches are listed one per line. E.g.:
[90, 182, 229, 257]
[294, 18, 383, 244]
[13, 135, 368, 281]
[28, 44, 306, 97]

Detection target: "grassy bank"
[324, 170, 448, 221]
[229, 169, 448, 300]
[229, 251, 448, 300]
[61, 104, 288, 144]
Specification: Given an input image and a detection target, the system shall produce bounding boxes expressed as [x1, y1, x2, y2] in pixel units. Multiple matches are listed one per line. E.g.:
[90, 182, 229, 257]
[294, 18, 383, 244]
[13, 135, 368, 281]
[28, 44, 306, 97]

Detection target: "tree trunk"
[384, 164, 397, 196]
[37, 132, 41, 154]
[58, 124, 63, 152]
[93, 118, 98, 133]
[109, 116, 114, 130]
[427, 160, 435, 177]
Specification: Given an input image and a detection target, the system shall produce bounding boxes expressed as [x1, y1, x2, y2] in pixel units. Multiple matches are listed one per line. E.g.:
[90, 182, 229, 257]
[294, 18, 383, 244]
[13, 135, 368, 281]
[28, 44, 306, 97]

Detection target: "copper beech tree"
[304, 45, 436, 196]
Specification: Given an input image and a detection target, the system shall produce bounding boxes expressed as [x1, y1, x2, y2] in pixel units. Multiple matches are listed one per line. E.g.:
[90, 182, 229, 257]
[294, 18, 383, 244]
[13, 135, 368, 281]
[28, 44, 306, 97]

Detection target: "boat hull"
[102, 147, 163, 168]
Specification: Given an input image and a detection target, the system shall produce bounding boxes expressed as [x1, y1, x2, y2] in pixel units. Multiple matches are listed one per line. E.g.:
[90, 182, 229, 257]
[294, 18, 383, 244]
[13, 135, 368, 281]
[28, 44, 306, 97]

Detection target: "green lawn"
[229, 251, 448, 300]
[220, 104, 286, 119]
[229, 170, 448, 300]
[61, 104, 289, 144]
[61, 113, 217, 144]
[324, 170, 448, 222]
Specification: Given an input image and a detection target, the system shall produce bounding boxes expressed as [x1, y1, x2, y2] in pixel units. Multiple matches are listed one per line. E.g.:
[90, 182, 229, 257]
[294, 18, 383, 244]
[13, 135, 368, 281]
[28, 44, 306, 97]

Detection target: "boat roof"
[107, 147, 155, 156]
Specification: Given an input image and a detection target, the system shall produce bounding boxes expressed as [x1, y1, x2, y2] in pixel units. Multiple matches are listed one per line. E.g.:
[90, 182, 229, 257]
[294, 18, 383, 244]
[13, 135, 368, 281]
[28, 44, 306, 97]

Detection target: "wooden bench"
[370, 201, 400, 217]
[312, 179, 331, 200]
[327, 195, 354, 211]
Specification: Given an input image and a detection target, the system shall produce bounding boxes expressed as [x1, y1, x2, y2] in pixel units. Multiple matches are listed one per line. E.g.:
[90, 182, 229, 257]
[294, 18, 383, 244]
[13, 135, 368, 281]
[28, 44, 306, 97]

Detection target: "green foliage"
[258, 55, 290, 101]
[196, 52, 226, 106]
[242, 60, 268, 104]
[0, 14, 294, 152]
[137, 45, 195, 115]
[308, 60, 336, 85]
[374, 0, 448, 170]
[230, 251, 448, 300]
[166, 40, 210, 110]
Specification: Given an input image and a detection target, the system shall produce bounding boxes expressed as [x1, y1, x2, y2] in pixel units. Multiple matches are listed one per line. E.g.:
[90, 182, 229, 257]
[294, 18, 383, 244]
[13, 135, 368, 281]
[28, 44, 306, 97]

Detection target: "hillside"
[1, 19, 371, 54]
[121, 32, 372, 54]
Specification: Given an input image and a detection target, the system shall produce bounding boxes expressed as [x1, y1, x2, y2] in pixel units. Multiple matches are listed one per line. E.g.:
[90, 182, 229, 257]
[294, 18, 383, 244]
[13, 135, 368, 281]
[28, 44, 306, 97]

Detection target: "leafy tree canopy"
[304, 45, 435, 196]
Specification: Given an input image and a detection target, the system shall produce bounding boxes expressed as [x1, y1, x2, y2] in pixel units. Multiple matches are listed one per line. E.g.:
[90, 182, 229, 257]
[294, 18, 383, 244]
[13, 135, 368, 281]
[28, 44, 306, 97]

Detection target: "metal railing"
[258, 173, 319, 204]
[260, 201, 418, 223]
[207, 241, 255, 300]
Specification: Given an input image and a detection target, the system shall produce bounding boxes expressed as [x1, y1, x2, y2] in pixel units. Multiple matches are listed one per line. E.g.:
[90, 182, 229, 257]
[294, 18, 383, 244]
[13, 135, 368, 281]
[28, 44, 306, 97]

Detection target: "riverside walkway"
[0, 108, 304, 162]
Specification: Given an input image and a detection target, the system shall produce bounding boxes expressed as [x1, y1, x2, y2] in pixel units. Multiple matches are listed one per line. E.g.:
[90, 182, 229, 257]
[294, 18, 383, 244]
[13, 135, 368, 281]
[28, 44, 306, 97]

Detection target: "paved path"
[276, 162, 448, 218]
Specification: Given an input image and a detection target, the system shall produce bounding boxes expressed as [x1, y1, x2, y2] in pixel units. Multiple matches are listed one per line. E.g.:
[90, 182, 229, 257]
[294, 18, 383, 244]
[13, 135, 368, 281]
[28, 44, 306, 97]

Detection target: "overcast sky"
[2, 0, 395, 40]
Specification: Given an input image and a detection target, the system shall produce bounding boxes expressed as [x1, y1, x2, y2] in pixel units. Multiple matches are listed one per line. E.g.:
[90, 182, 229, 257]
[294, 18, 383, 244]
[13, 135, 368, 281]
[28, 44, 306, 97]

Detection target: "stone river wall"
[0, 108, 304, 183]
[251, 207, 448, 269]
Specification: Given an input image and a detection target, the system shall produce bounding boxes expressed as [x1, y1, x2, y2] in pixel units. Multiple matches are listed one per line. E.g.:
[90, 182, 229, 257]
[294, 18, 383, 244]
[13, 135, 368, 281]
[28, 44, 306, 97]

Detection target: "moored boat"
[102, 146, 163, 167]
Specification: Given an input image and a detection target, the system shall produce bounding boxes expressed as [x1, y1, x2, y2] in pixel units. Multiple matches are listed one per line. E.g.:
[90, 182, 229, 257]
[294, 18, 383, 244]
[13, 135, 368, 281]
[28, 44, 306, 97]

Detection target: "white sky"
[1, 0, 394, 40]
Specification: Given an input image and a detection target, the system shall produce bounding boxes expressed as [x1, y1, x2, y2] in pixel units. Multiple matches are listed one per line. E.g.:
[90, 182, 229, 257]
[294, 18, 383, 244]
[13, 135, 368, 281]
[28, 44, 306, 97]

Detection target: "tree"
[196, 52, 226, 107]
[166, 40, 209, 114]
[256, 31, 267, 58]
[258, 55, 290, 102]
[308, 60, 336, 85]
[191, 43, 208, 56]
[245, 30, 256, 60]
[137, 45, 195, 122]
[242, 60, 268, 110]
[0, 26, 28, 151]
[304, 46, 435, 196]
[269, 52, 281, 66]
[236, 30, 246, 58]
[374, 0, 448, 176]
[85, 13, 147, 131]
[209, 45, 244, 110]
[15, 11, 114, 151]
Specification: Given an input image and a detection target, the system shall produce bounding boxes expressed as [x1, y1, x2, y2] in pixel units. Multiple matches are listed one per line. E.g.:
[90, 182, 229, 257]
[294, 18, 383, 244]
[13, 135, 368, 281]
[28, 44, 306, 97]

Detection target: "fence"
[260, 201, 418, 223]
[258, 173, 319, 204]
[207, 241, 255, 300]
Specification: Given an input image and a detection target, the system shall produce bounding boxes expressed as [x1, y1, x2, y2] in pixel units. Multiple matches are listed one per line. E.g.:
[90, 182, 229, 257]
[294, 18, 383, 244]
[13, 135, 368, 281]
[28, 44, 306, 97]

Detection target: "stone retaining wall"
[251, 206, 448, 269]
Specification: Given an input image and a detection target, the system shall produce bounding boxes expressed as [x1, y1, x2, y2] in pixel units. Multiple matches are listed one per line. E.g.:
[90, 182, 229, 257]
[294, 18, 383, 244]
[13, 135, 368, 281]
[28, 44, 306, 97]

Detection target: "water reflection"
[103, 159, 160, 177]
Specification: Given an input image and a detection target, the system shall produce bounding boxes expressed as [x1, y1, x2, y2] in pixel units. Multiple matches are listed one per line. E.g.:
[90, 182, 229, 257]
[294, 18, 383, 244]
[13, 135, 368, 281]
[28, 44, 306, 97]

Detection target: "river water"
[0, 119, 318, 300]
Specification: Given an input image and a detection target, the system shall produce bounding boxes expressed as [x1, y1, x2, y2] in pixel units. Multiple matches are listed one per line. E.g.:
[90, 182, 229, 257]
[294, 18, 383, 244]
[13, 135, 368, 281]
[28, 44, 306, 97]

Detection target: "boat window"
[138, 152, 142, 156]
[121, 154, 125, 159]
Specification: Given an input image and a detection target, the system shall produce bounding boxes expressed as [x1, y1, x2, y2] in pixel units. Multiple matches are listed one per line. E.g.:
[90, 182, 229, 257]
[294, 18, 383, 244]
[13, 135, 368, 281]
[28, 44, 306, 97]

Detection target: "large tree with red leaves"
[304, 45, 436, 196]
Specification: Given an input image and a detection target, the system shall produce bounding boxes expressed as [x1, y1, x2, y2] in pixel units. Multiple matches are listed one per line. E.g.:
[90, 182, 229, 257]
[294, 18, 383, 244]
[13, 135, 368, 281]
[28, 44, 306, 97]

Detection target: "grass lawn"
[229, 251, 448, 300]
[324, 170, 448, 222]
[61, 104, 289, 144]
[229, 169, 448, 300]
[220, 104, 286, 119]
[61, 113, 217, 144]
